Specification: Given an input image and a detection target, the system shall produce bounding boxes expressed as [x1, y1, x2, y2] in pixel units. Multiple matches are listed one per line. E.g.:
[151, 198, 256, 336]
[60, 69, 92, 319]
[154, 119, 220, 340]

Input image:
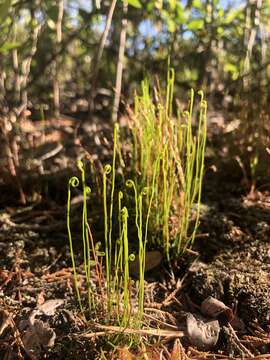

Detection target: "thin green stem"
[67, 176, 84, 317]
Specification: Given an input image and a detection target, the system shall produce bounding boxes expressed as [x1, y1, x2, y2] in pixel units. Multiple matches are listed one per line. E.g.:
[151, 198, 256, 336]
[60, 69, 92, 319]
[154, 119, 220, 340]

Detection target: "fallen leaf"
[36, 290, 45, 306]
[201, 296, 233, 323]
[21, 300, 63, 358]
[129, 250, 162, 277]
[186, 313, 220, 350]
[37, 299, 64, 316]
[230, 315, 245, 331]
[23, 318, 56, 358]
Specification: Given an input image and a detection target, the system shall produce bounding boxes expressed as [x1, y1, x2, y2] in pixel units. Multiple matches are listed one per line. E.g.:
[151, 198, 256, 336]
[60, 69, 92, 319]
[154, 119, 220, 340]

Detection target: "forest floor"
[0, 113, 270, 359]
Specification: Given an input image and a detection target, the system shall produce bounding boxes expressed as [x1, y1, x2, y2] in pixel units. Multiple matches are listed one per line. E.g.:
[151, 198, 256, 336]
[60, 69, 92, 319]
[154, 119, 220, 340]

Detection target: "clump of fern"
[66, 69, 207, 340]
[67, 124, 148, 331]
[126, 69, 207, 260]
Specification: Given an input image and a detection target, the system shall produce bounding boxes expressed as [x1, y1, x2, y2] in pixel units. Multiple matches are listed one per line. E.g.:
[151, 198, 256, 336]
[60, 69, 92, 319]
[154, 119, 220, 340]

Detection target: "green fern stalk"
[67, 176, 84, 316]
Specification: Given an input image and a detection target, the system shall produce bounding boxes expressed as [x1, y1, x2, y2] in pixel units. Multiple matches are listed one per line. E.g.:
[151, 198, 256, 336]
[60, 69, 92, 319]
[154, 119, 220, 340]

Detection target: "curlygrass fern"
[125, 180, 147, 322]
[67, 69, 207, 349]
[103, 163, 112, 318]
[127, 68, 207, 259]
[67, 176, 84, 316]
[77, 160, 95, 313]
[121, 206, 131, 327]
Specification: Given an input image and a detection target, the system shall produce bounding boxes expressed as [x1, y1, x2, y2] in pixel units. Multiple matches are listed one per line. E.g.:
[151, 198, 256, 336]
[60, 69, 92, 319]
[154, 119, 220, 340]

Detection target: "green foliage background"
[0, 0, 269, 114]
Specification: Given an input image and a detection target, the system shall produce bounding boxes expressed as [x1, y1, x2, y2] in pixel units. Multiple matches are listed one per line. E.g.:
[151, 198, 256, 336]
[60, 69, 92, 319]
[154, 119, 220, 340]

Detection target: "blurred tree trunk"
[112, 1, 128, 123]
[243, 0, 262, 90]
[88, 0, 117, 118]
[197, 0, 216, 92]
[12, 23, 20, 108]
[9, 7, 41, 117]
[53, 0, 64, 118]
[0, 4, 41, 204]
[20, 7, 41, 116]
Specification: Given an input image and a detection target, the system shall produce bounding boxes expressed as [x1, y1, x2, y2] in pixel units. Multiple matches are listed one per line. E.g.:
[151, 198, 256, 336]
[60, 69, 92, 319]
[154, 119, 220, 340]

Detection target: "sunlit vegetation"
[1, 0, 270, 359]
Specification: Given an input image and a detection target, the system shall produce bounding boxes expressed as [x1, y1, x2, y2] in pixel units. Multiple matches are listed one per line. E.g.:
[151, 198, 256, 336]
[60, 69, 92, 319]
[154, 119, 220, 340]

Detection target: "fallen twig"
[82, 324, 184, 339]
